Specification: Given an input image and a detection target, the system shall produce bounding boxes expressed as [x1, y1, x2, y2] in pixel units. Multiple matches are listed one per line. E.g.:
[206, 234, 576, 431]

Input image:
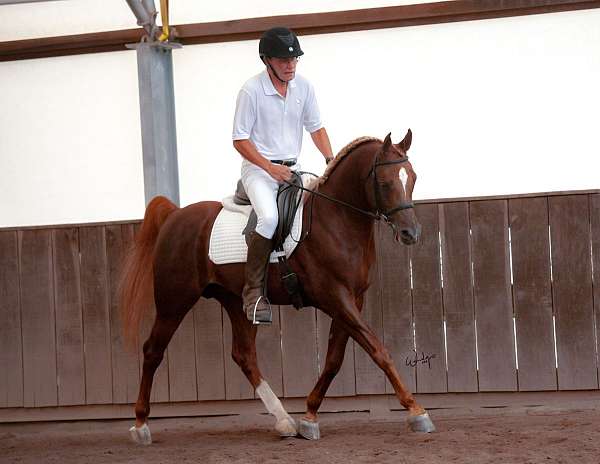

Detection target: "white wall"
[1, 3, 599, 227]
[0, 51, 144, 226]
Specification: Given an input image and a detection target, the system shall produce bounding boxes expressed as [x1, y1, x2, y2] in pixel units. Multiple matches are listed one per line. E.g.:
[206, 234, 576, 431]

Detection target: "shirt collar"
[260, 69, 297, 96]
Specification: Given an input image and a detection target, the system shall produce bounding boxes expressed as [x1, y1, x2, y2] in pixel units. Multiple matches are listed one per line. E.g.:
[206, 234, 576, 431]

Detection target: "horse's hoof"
[298, 418, 320, 440]
[407, 412, 436, 433]
[129, 423, 152, 445]
[275, 415, 297, 437]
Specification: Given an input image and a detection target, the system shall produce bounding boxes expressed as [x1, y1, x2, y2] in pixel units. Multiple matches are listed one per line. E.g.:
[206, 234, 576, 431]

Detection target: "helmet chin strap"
[265, 58, 289, 84]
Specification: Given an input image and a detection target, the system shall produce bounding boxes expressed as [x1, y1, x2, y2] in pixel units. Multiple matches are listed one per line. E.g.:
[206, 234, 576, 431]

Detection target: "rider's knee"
[257, 213, 278, 238]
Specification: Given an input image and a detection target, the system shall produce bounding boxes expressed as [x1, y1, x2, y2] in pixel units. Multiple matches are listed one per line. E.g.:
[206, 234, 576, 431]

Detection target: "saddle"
[234, 173, 304, 251]
[233, 172, 305, 309]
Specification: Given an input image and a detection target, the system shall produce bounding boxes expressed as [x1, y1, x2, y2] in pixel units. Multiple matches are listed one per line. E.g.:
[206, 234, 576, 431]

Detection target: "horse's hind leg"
[134, 317, 181, 419]
[130, 301, 196, 444]
[219, 292, 297, 437]
[297, 318, 350, 440]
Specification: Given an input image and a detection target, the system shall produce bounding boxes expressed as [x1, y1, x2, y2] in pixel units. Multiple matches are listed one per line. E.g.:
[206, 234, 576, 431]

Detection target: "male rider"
[232, 27, 334, 325]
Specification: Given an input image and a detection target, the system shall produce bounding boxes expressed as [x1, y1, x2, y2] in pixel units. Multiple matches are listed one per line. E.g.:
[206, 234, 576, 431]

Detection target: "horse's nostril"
[400, 229, 416, 244]
[401, 229, 414, 239]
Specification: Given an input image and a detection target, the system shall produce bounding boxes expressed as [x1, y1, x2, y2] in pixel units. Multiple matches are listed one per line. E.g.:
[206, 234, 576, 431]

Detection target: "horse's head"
[367, 129, 420, 245]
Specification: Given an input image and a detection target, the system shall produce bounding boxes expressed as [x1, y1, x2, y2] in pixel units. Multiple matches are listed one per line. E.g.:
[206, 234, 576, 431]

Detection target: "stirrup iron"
[251, 295, 272, 325]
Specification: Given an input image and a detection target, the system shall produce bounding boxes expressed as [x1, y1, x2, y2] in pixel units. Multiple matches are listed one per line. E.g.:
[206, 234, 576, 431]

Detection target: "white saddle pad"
[208, 195, 304, 265]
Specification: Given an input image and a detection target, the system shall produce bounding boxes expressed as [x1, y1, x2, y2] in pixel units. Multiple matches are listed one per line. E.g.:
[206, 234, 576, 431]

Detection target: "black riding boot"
[243, 231, 273, 324]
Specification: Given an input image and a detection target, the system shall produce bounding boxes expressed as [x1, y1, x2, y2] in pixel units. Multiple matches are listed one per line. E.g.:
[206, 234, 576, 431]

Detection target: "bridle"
[282, 152, 414, 239]
[359, 155, 414, 237]
[367, 156, 414, 224]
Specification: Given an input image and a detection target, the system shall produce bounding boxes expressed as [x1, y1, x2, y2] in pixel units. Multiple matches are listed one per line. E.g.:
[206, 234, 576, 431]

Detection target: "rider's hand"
[268, 164, 292, 182]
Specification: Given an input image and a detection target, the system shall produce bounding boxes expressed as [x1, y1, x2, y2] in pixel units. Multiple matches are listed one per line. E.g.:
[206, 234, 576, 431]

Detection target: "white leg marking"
[256, 380, 297, 437]
[129, 423, 152, 445]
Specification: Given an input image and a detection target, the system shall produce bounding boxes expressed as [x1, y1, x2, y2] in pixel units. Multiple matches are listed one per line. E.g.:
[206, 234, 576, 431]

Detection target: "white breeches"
[241, 160, 299, 239]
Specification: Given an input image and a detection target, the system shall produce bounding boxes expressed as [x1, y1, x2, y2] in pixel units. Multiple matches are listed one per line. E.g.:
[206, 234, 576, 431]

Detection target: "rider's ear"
[396, 129, 412, 153]
[382, 132, 392, 151]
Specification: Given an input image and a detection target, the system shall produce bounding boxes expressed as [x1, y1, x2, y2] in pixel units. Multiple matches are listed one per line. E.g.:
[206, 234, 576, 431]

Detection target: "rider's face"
[267, 57, 298, 81]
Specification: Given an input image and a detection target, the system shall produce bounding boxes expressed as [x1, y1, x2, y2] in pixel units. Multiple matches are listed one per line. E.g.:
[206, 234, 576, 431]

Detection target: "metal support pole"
[127, 41, 181, 206]
[125, 0, 153, 34]
[126, 0, 181, 205]
[141, 0, 157, 16]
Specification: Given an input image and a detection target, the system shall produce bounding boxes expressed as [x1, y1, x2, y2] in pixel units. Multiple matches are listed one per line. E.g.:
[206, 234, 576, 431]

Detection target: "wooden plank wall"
[509, 198, 556, 391]
[1, 192, 599, 417]
[470, 200, 517, 391]
[549, 196, 597, 389]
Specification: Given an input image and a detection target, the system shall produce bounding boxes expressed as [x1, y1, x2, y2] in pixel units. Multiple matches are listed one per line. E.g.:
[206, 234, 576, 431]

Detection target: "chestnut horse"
[121, 129, 435, 445]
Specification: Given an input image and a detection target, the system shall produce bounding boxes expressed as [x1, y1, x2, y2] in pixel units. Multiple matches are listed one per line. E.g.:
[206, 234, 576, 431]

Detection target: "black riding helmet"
[259, 27, 304, 61]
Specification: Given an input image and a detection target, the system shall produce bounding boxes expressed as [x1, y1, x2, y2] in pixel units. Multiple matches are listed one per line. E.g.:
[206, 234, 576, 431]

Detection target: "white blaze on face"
[399, 167, 409, 191]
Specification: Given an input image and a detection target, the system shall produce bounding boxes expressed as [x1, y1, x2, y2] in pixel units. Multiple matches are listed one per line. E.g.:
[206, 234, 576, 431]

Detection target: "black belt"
[271, 159, 297, 167]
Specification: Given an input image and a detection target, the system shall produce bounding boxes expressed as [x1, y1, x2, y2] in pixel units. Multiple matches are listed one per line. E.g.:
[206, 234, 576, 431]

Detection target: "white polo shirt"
[232, 70, 323, 161]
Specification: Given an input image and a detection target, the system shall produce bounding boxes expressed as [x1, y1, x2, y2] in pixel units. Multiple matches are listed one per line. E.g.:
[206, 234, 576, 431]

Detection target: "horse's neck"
[321, 144, 374, 209]
[315, 148, 376, 241]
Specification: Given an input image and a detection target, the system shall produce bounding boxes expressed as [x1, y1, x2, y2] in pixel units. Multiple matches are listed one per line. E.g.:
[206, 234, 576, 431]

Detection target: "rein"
[287, 156, 413, 220]
[285, 173, 381, 220]
[283, 155, 414, 242]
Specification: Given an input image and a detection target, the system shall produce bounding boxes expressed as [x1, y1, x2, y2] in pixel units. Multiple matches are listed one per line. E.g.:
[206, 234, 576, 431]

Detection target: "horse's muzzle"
[398, 224, 421, 245]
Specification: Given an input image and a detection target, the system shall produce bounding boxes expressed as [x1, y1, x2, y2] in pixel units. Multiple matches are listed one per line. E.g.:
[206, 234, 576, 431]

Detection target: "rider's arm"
[303, 83, 333, 163]
[233, 139, 291, 182]
[233, 139, 272, 172]
[310, 127, 334, 163]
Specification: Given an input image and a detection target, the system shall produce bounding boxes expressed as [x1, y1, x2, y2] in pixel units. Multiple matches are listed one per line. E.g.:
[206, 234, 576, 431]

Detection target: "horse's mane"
[307, 136, 381, 191]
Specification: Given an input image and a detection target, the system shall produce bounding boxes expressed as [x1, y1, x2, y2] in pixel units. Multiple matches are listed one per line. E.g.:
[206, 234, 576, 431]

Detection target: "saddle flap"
[273, 173, 303, 250]
[233, 173, 304, 249]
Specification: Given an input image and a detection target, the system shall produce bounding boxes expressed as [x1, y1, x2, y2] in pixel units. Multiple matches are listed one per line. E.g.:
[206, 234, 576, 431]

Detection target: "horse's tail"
[119, 196, 178, 349]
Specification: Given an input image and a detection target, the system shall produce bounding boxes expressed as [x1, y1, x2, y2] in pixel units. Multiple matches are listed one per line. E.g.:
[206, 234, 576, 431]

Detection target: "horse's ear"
[397, 129, 412, 153]
[382, 132, 392, 151]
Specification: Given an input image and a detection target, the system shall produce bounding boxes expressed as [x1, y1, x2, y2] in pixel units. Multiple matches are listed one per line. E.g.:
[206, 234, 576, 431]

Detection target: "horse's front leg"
[335, 295, 435, 434]
[220, 295, 297, 438]
[297, 318, 350, 439]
